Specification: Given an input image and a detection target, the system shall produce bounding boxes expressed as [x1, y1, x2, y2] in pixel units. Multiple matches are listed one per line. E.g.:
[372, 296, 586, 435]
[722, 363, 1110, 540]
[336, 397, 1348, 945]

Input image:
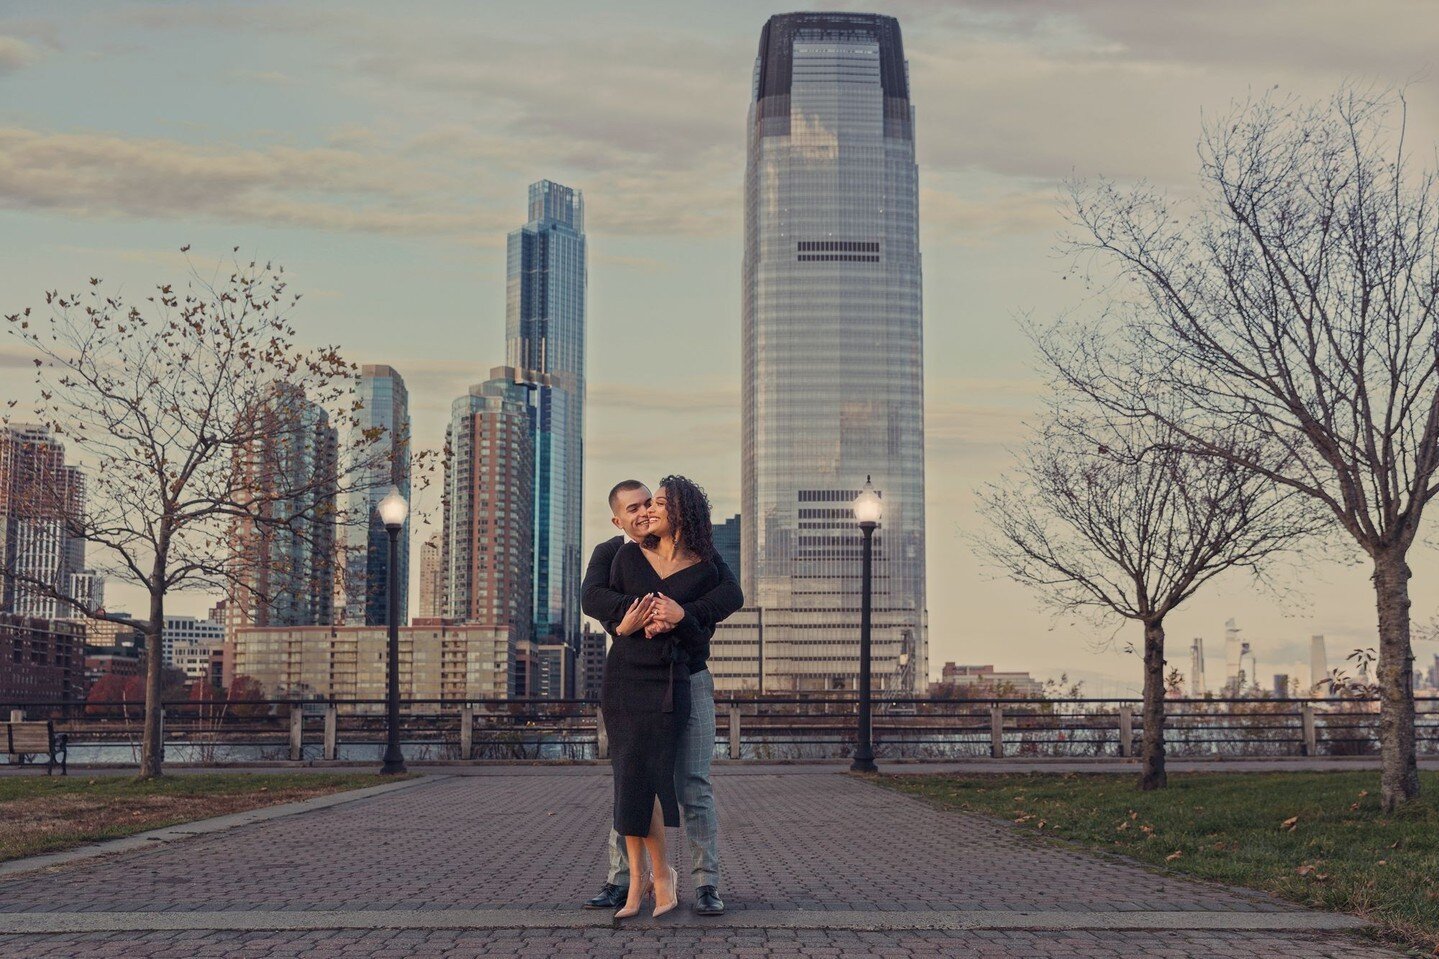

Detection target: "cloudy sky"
[3, 1, 1438, 694]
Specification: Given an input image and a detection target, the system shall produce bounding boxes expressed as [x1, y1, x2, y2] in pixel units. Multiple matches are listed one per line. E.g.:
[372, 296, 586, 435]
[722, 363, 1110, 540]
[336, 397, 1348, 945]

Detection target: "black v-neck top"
[609, 541, 718, 672]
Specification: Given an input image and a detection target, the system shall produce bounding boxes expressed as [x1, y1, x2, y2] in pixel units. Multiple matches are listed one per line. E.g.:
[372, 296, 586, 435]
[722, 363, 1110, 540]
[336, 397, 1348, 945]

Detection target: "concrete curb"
[7, 757, 1438, 777]
[0, 908, 1371, 935]
[0, 775, 439, 879]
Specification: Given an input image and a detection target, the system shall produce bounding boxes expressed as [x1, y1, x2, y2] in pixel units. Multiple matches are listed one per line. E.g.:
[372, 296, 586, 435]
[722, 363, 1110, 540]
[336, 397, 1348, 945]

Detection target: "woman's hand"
[616, 594, 657, 636]
[643, 594, 685, 638]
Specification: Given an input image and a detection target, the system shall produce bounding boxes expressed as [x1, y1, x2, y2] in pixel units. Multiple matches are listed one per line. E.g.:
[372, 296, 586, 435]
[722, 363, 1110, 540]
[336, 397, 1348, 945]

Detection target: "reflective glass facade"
[506, 181, 586, 670]
[742, 13, 927, 691]
[345, 365, 410, 627]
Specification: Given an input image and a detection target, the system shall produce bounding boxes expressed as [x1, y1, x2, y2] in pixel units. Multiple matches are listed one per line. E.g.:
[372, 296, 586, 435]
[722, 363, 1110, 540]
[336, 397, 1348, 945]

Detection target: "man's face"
[610, 486, 653, 540]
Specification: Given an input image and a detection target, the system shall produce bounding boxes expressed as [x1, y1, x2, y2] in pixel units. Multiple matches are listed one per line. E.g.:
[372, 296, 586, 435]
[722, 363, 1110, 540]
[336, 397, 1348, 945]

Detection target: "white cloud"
[0, 35, 40, 73]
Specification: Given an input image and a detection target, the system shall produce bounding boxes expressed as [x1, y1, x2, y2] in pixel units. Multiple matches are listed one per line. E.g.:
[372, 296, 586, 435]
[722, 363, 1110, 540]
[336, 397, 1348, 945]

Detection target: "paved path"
[0, 768, 1406, 958]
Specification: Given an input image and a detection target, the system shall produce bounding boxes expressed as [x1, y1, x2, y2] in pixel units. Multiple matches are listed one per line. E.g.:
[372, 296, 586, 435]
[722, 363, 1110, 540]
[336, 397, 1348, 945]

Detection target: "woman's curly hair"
[644, 474, 715, 561]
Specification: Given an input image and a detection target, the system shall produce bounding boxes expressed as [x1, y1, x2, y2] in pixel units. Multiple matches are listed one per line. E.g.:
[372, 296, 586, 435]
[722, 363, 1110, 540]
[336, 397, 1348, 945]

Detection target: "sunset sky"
[3, 1, 1438, 693]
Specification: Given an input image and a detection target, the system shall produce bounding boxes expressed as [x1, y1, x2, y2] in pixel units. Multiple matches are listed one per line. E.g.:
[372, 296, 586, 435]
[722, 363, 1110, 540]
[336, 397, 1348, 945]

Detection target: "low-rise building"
[927, 663, 1045, 699]
[162, 614, 225, 683]
[231, 620, 516, 712]
[0, 613, 85, 704]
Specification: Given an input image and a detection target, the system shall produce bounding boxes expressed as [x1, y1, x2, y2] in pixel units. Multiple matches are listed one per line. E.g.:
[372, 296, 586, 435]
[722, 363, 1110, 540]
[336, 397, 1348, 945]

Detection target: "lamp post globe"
[378, 485, 408, 776]
[853, 476, 882, 525]
[378, 485, 409, 530]
[851, 475, 880, 774]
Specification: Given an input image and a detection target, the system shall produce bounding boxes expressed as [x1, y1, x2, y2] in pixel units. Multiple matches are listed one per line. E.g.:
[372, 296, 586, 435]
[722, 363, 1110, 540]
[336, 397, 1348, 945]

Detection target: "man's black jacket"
[580, 535, 744, 674]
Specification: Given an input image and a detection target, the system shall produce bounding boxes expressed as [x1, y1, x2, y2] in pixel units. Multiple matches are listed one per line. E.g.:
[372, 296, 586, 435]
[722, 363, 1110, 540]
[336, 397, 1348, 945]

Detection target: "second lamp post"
[851, 476, 881, 773]
[377, 485, 408, 776]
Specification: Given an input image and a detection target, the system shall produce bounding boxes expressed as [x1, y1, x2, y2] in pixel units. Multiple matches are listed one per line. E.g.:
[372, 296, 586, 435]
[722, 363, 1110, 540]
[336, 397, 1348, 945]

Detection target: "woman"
[600, 475, 720, 920]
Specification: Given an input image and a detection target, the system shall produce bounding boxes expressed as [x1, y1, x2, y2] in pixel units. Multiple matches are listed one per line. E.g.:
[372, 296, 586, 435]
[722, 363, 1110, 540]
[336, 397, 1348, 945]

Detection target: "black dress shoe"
[583, 883, 629, 909]
[694, 885, 725, 915]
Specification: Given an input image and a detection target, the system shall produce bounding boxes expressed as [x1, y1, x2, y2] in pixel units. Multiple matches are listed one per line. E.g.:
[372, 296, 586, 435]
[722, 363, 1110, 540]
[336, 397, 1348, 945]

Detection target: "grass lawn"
[881, 770, 1439, 955]
[0, 772, 403, 863]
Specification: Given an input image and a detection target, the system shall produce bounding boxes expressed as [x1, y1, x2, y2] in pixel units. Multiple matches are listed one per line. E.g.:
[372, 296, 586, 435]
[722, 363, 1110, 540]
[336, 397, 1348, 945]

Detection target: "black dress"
[600, 542, 717, 837]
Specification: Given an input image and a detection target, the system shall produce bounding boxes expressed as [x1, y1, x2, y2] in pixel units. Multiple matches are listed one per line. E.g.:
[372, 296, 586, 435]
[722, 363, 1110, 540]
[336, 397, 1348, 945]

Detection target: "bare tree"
[1059, 86, 1439, 809]
[978, 385, 1312, 790]
[4, 251, 419, 778]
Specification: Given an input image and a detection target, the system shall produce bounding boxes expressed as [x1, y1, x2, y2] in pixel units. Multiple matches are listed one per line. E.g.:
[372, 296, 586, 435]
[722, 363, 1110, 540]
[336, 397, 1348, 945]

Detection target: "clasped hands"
[616, 592, 685, 638]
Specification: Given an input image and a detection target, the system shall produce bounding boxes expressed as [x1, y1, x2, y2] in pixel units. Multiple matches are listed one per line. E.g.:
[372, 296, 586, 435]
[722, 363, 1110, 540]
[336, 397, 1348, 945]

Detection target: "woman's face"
[646, 486, 674, 539]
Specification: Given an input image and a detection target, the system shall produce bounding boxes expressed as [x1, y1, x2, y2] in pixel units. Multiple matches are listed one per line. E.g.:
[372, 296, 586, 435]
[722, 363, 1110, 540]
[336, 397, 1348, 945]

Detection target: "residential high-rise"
[226, 384, 338, 635]
[507, 180, 586, 684]
[741, 13, 927, 692]
[0, 425, 87, 620]
[416, 530, 443, 621]
[441, 369, 536, 642]
[343, 365, 411, 627]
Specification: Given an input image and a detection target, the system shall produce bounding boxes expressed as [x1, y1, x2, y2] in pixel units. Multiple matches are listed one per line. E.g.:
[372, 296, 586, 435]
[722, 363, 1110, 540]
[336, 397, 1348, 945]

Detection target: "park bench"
[2, 720, 68, 775]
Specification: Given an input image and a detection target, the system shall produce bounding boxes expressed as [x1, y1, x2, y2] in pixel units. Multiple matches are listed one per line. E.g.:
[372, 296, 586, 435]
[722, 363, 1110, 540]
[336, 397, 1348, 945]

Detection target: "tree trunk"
[1139, 618, 1167, 791]
[139, 587, 165, 779]
[1372, 548, 1419, 810]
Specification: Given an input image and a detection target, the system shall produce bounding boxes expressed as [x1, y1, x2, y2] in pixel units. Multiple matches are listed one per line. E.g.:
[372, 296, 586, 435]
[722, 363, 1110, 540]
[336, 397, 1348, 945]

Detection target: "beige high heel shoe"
[652, 865, 680, 918]
[614, 872, 653, 919]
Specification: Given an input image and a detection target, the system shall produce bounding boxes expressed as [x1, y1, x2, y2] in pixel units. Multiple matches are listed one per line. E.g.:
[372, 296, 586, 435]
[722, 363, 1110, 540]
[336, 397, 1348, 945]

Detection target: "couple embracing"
[580, 476, 743, 920]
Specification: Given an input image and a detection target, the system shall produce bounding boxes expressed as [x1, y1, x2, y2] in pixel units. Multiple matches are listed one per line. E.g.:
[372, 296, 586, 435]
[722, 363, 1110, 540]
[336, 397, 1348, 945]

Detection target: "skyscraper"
[441, 369, 536, 644]
[507, 180, 586, 687]
[741, 13, 927, 692]
[343, 365, 411, 627]
[226, 384, 338, 633]
[0, 424, 87, 620]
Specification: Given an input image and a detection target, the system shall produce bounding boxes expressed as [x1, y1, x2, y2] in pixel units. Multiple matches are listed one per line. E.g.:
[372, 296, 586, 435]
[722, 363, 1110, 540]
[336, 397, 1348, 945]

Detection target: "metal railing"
[4, 696, 1437, 765]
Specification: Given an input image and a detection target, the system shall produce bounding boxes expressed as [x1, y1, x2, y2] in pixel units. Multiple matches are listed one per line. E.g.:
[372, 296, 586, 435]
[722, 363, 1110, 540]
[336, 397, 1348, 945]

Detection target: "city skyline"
[2, 2, 1438, 693]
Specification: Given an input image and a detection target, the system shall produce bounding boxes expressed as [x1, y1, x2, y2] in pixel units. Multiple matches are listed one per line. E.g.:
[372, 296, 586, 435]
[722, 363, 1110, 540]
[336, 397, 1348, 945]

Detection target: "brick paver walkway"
[0, 769, 1407, 957]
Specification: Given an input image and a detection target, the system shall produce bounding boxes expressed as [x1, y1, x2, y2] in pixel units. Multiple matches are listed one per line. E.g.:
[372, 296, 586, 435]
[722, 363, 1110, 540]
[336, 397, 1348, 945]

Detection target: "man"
[580, 479, 743, 916]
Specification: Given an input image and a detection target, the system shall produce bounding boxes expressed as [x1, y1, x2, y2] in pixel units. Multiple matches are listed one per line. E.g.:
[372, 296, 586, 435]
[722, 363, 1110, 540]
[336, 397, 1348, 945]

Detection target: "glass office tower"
[344, 365, 410, 626]
[742, 13, 928, 691]
[507, 181, 586, 683]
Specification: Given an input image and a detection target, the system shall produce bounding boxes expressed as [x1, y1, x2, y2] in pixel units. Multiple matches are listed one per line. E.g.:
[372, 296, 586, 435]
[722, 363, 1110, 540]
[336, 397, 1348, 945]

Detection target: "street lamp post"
[851, 476, 881, 774]
[377, 485, 408, 776]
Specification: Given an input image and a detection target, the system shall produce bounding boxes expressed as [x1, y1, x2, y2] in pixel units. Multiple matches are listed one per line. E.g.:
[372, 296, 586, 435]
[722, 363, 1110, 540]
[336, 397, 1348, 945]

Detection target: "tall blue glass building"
[507, 181, 586, 681]
[741, 13, 928, 692]
[345, 365, 410, 627]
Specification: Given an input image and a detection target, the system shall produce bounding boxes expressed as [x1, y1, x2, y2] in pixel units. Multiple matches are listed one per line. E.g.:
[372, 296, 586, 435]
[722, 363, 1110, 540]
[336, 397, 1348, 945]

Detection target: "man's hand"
[643, 593, 684, 638]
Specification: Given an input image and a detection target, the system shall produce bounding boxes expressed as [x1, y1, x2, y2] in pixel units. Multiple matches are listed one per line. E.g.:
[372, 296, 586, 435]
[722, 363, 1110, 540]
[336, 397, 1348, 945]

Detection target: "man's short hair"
[608, 479, 649, 513]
